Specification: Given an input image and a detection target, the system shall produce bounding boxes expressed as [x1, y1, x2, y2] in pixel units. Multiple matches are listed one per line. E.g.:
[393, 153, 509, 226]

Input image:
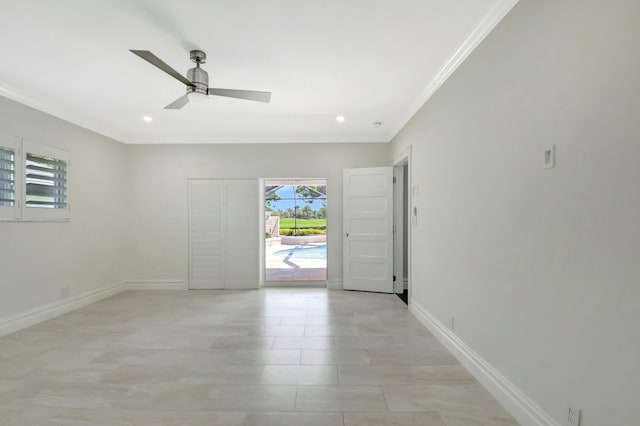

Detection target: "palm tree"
[302, 204, 312, 220]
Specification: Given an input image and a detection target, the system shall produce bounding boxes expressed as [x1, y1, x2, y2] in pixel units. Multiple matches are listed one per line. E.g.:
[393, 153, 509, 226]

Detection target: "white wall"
[0, 96, 388, 325]
[0, 96, 129, 320]
[391, 0, 640, 425]
[125, 143, 389, 286]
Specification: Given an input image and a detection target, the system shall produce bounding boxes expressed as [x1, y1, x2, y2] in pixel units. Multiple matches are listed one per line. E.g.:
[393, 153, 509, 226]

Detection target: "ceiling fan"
[130, 49, 272, 109]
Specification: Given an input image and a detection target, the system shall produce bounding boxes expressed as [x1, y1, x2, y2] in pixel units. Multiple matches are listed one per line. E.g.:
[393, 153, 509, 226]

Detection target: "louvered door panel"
[188, 180, 224, 289]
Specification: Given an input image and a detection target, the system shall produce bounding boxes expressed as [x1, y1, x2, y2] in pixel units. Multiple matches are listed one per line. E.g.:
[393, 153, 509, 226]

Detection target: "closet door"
[224, 179, 259, 289]
[188, 179, 258, 289]
[189, 180, 224, 289]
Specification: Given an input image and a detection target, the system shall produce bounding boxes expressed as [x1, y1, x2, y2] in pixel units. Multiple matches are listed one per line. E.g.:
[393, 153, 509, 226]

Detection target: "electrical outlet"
[567, 407, 581, 425]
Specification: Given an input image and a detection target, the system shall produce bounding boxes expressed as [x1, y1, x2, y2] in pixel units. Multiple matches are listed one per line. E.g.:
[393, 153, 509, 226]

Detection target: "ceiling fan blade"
[164, 94, 190, 110]
[130, 50, 194, 87]
[209, 88, 272, 103]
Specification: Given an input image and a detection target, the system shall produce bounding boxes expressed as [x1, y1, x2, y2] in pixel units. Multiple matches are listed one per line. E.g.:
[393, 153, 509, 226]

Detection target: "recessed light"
[336, 116, 345, 123]
[143, 116, 153, 122]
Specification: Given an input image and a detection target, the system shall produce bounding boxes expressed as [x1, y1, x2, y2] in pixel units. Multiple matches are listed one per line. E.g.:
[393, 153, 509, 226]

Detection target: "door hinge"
[393, 275, 396, 282]
[393, 225, 397, 233]
[393, 176, 396, 184]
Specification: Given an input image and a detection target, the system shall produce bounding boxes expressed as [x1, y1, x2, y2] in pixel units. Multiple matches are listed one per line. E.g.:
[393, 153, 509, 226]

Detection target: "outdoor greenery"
[279, 228, 326, 236]
[278, 206, 326, 219]
[265, 192, 281, 210]
[295, 185, 326, 202]
[279, 218, 326, 229]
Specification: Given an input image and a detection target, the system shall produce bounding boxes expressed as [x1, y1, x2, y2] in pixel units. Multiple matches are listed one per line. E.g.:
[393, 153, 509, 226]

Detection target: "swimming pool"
[273, 244, 327, 260]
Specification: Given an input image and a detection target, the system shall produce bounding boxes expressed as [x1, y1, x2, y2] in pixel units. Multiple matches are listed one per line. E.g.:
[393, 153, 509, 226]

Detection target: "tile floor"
[0, 289, 519, 425]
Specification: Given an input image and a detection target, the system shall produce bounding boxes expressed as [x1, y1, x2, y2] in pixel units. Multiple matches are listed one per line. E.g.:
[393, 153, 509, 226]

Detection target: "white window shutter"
[21, 139, 70, 221]
[0, 134, 20, 221]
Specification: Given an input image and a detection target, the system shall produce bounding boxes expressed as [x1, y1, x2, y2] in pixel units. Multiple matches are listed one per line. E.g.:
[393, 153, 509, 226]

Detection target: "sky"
[266, 186, 326, 211]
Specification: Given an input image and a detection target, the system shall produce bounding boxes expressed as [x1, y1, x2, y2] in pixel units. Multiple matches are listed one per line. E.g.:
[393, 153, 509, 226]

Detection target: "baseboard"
[409, 300, 558, 426]
[0, 279, 188, 338]
[262, 281, 327, 288]
[125, 279, 187, 291]
[0, 281, 128, 338]
[327, 278, 343, 290]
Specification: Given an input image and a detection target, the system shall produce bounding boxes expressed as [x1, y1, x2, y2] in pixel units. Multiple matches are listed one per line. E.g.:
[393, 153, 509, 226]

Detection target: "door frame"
[260, 177, 329, 287]
[393, 147, 412, 302]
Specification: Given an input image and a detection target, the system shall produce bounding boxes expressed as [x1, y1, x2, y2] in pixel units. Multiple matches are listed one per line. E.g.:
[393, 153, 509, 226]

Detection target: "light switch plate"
[543, 144, 555, 169]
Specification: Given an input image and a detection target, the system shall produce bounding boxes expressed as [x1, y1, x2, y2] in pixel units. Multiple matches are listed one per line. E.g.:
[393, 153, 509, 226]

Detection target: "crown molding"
[389, 0, 521, 141]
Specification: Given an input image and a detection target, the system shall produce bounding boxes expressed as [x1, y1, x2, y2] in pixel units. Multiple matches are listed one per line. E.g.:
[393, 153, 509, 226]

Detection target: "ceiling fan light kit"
[130, 49, 272, 110]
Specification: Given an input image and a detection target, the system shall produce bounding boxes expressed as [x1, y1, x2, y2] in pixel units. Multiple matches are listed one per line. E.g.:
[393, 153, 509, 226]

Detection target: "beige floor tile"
[359, 324, 432, 336]
[439, 411, 520, 426]
[295, 385, 388, 412]
[334, 336, 400, 349]
[259, 308, 308, 317]
[179, 364, 265, 385]
[273, 336, 335, 349]
[304, 325, 361, 336]
[245, 412, 343, 426]
[226, 316, 283, 326]
[246, 325, 306, 336]
[260, 365, 338, 385]
[89, 349, 168, 365]
[280, 316, 331, 326]
[3, 406, 247, 426]
[344, 411, 447, 426]
[208, 385, 298, 411]
[209, 336, 275, 349]
[118, 383, 298, 412]
[368, 347, 458, 365]
[100, 363, 187, 384]
[301, 349, 371, 365]
[339, 365, 477, 385]
[192, 325, 254, 337]
[229, 349, 302, 365]
[382, 384, 509, 414]
[32, 382, 130, 409]
[0, 289, 516, 425]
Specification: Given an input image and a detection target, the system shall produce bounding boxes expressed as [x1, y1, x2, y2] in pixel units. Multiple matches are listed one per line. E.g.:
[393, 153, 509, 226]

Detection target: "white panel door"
[224, 179, 259, 289]
[343, 167, 394, 293]
[189, 180, 224, 289]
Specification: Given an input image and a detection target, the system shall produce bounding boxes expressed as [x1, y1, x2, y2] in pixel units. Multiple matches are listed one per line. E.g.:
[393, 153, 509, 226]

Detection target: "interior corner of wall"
[328, 278, 343, 290]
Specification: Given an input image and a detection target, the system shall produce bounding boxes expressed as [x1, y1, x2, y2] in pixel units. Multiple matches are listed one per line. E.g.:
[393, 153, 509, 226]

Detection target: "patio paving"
[265, 240, 327, 281]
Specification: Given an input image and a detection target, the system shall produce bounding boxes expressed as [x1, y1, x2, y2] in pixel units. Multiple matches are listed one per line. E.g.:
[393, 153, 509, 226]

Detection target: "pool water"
[273, 245, 327, 260]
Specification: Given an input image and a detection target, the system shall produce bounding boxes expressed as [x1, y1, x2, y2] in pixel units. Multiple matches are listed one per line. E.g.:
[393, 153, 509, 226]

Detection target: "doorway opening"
[263, 179, 327, 283]
[393, 150, 411, 305]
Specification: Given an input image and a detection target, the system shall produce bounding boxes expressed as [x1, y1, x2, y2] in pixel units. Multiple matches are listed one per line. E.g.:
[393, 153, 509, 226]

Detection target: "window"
[0, 146, 16, 207]
[0, 135, 69, 221]
[0, 135, 19, 220]
[25, 153, 68, 209]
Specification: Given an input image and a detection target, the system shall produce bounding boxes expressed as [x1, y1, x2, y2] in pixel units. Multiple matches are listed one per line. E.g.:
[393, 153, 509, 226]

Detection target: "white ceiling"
[0, 0, 517, 144]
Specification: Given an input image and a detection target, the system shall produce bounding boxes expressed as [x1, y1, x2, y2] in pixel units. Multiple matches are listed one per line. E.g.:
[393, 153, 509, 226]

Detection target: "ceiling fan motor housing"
[187, 50, 209, 95]
[187, 66, 209, 95]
